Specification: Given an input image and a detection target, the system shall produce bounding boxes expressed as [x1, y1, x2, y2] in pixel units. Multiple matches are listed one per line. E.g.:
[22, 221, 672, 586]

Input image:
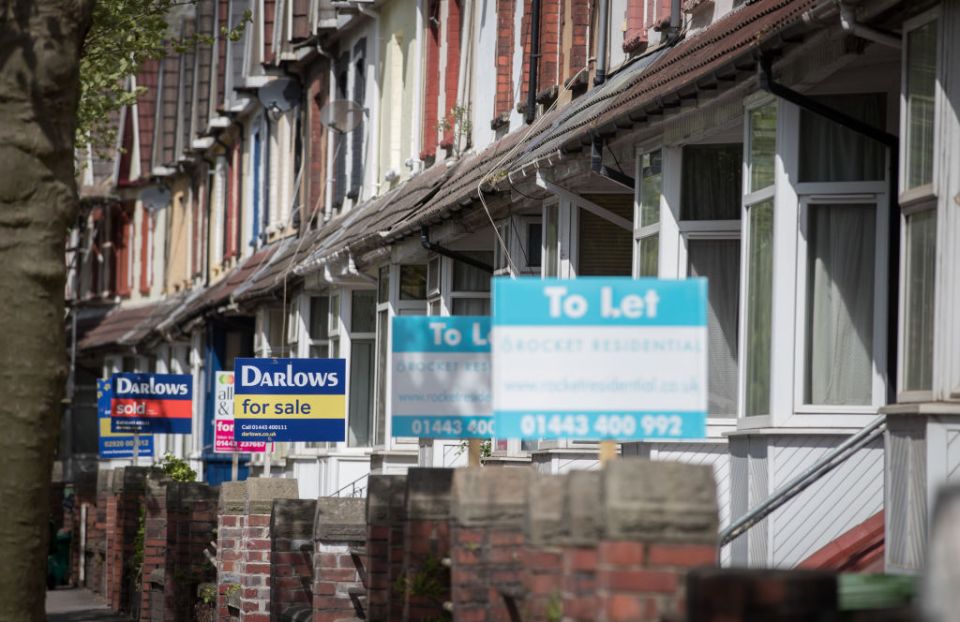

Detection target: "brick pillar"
[386, 476, 407, 622]
[686, 568, 838, 621]
[217, 482, 247, 622]
[450, 467, 533, 622]
[522, 474, 566, 622]
[141, 476, 172, 621]
[561, 471, 602, 622]
[87, 469, 114, 596]
[597, 460, 719, 622]
[270, 499, 317, 622]
[364, 475, 406, 622]
[239, 478, 300, 622]
[402, 468, 454, 622]
[313, 497, 367, 622]
[105, 467, 152, 614]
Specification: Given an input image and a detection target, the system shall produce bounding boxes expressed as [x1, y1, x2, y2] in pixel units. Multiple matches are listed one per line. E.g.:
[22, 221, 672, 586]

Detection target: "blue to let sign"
[492, 277, 708, 441]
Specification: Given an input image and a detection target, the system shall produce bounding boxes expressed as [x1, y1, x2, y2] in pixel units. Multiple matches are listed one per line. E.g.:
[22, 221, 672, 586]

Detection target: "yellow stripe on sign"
[233, 394, 347, 420]
[100, 418, 132, 438]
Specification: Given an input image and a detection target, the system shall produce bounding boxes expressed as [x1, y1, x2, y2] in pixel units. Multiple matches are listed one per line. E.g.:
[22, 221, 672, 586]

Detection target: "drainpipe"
[524, 0, 541, 124]
[420, 226, 494, 273]
[594, 0, 609, 87]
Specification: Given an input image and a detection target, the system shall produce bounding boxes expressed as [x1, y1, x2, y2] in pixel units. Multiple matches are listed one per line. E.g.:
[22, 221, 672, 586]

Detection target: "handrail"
[332, 472, 370, 498]
[719, 414, 887, 548]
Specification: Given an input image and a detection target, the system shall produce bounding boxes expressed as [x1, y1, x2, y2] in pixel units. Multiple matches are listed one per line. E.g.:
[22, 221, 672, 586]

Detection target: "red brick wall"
[313, 497, 366, 622]
[440, 0, 462, 148]
[217, 511, 243, 622]
[269, 499, 316, 621]
[240, 513, 273, 621]
[304, 59, 329, 228]
[493, 0, 514, 127]
[364, 474, 407, 621]
[421, 0, 441, 160]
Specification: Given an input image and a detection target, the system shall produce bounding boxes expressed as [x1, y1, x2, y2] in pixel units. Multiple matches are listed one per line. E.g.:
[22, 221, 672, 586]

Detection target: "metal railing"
[719, 414, 887, 548]
[332, 472, 370, 498]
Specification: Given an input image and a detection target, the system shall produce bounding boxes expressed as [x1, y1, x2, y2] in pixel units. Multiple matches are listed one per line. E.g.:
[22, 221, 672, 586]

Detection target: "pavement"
[46, 588, 130, 622]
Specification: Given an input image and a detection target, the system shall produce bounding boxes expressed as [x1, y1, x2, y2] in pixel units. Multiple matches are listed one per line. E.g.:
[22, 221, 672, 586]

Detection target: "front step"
[798, 512, 884, 572]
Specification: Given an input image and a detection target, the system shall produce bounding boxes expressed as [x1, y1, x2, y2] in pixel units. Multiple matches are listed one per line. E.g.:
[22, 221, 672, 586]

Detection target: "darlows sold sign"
[110, 373, 193, 434]
[98, 379, 154, 459]
[233, 358, 346, 442]
[492, 277, 708, 441]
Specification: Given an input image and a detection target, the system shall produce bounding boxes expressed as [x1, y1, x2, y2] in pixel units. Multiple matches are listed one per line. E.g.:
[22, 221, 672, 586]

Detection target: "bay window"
[347, 289, 376, 446]
[902, 208, 936, 393]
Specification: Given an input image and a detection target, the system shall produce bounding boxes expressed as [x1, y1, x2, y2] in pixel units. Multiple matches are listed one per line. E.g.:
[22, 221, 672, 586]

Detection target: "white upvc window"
[346, 288, 377, 447]
[296, 292, 332, 452]
[255, 303, 295, 357]
[738, 87, 893, 426]
[426, 253, 493, 316]
[898, 8, 940, 400]
[493, 216, 543, 276]
[633, 149, 662, 277]
[542, 199, 577, 278]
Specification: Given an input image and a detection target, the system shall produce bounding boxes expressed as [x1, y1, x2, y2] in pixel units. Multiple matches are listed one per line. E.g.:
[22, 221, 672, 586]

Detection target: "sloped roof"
[78, 294, 187, 353]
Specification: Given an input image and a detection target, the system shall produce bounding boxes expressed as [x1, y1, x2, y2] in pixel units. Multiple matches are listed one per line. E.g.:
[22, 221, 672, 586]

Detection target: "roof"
[384, 0, 817, 242]
[156, 244, 281, 332]
[78, 294, 187, 353]
[234, 229, 329, 303]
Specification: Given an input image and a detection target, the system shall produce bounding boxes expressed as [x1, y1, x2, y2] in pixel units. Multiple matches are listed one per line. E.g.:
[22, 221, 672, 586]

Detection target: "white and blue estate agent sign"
[391, 316, 493, 439]
[492, 277, 708, 441]
[233, 358, 346, 442]
[98, 379, 153, 459]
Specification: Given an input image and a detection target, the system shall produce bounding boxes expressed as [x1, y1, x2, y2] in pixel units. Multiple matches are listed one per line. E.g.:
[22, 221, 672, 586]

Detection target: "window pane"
[749, 104, 777, 191]
[544, 205, 559, 277]
[906, 20, 937, 190]
[637, 235, 658, 277]
[745, 199, 774, 416]
[799, 94, 886, 182]
[494, 223, 509, 272]
[399, 265, 427, 300]
[681, 144, 743, 220]
[374, 310, 389, 445]
[329, 294, 340, 334]
[427, 257, 441, 295]
[453, 252, 493, 292]
[348, 339, 374, 446]
[526, 223, 543, 268]
[351, 290, 376, 333]
[309, 296, 329, 340]
[309, 344, 327, 358]
[579, 194, 633, 276]
[804, 204, 876, 405]
[639, 151, 662, 227]
[688, 239, 741, 415]
[378, 266, 390, 303]
[904, 209, 936, 391]
[452, 298, 490, 316]
[268, 307, 285, 350]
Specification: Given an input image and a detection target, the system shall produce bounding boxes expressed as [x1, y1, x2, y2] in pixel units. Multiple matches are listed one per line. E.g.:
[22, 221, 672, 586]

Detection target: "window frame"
[632, 146, 665, 278]
[791, 192, 889, 414]
[898, 7, 942, 206]
[898, 199, 937, 402]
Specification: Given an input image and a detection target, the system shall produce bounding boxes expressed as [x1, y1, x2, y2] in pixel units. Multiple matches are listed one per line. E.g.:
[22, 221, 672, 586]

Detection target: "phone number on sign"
[518, 413, 686, 438]
[407, 418, 495, 437]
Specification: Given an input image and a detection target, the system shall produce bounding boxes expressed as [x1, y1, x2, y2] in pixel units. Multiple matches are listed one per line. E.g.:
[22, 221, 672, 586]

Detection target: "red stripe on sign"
[112, 398, 192, 420]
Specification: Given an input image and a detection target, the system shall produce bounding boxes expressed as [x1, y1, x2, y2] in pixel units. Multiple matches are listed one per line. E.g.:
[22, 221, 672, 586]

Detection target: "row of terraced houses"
[62, 0, 960, 570]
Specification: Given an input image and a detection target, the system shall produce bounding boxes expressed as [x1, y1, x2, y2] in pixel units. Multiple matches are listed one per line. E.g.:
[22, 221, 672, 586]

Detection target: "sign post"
[492, 277, 708, 446]
[233, 358, 347, 444]
[391, 316, 493, 467]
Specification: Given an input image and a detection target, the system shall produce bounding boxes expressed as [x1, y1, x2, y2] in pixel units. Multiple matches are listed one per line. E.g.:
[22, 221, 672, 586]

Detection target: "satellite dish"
[140, 185, 171, 211]
[319, 99, 366, 134]
[258, 77, 302, 114]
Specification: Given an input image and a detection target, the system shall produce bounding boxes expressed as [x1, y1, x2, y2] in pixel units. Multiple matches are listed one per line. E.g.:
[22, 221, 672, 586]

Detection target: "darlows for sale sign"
[214, 371, 266, 453]
[98, 379, 153, 459]
[391, 316, 493, 439]
[110, 373, 193, 434]
[492, 277, 708, 441]
[233, 358, 346, 442]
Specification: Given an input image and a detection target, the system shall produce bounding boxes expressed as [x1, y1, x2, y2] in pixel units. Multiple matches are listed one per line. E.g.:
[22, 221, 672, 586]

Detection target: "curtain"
[799, 94, 886, 182]
[351, 290, 376, 332]
[682, 144, 743, 220]
[637, 235, 658, 277]
[348, 339, 375, 446]
[745, 199, 774, 416]
[453, 252, 493, 291]
[689, 239, 741, 416]
[452, 298, 490, 316]
[805, 204, 875, 405]
[906, 21, 937, 189]
[904, 209, 936, 390]
[639, 152, 662, 227]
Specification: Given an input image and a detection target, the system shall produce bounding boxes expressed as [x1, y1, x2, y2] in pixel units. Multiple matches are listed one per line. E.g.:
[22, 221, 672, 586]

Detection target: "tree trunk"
[0, 1, 93, 619]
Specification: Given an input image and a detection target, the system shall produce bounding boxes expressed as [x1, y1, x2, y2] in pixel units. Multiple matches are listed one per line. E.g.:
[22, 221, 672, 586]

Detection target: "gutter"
[420, 226, 493, 273]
